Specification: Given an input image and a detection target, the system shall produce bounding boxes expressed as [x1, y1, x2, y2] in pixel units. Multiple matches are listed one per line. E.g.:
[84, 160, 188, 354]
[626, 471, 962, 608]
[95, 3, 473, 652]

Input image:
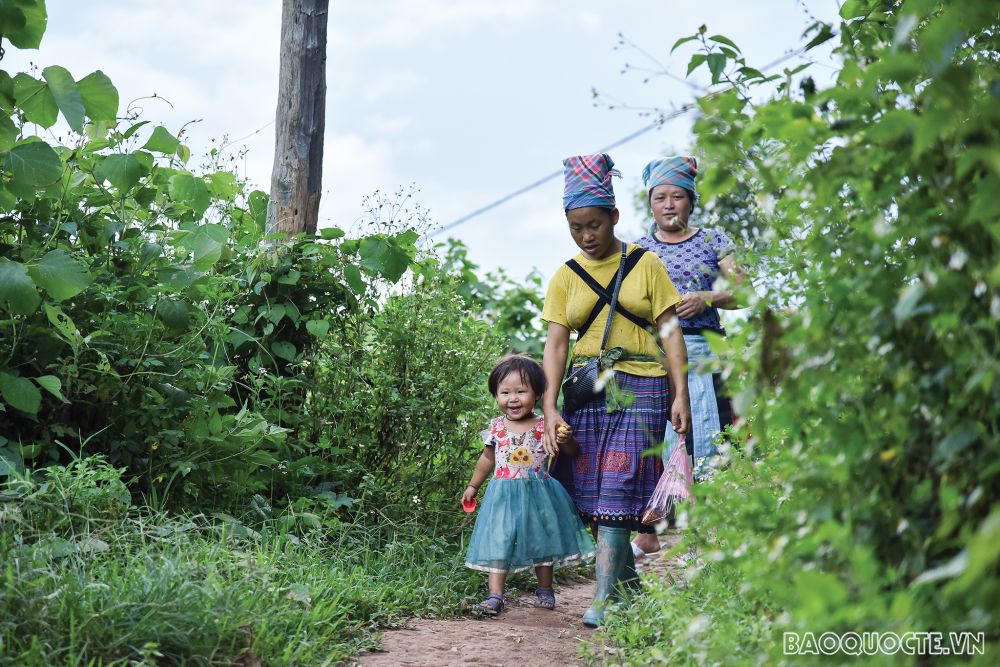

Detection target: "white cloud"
[363, 114, 415, 135]
[318, 133, 400, 231]
[355, 0, 540, 46]
[579, 10, 602, 31]
[358, 71, 423, 103]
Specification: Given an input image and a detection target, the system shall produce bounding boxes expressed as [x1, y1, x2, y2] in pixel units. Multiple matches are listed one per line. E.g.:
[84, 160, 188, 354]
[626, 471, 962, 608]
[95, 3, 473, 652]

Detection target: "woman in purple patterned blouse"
[632, 156, 747, 559]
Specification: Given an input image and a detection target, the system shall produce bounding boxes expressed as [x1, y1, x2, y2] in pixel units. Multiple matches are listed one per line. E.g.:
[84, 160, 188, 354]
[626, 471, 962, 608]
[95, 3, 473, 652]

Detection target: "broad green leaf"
[169, 173, 211, 218]
[140, 242, 163, 266]
[276, 269, 300, 285]
[804, 22, 836, 50]
[12, 73, 57, 127]
[671, 34, 699, 54]
[709, 35, 741, 53]
[687, 54, 707, 76]
[207, 170, 237, 200]
[133, 150, 154, 172]
[0, 444, 24, 476]
[839, 0, 866, 19]
[359, 237, 410, 283]
[320, 226, 345, 240]
[344, 263, 365, 294]
[267, 303, 287, 324]
[0, 260, 40, 315]
[0, 372, 41, 415]
[121, 120, 149, 140]
[156, 298, 189, 332]
[0, 114, 18, 152]
[34, 375, 69, 403]
[271, 340, 297, 362]
[396, 229, 420, 247]
[707, 53, 727, 84]
[76, 70, 118, 122]
[143, 125, 180, 153]
[0, 0, 47, 49]
[42, 65, 85, 133]
[306, 319, 330, 338]
[3, 139, 63, 187]
[0, 184, 17, 211]
[248, 190, 269, 230]
[95, 153, 142, 191]
[228, 327, 256, 350]
[866, 109, 916, 142]
[159, 265, 204, 290]
[0, 70, 14, 113]
[44, 303, 80, 344]
[28, 249, 92, 300]
[183, 223, 229, 270]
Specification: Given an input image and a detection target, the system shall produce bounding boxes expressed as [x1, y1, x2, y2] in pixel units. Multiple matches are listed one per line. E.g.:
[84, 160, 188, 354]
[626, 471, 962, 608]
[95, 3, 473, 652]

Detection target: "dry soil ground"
[354, 533, 683, 667]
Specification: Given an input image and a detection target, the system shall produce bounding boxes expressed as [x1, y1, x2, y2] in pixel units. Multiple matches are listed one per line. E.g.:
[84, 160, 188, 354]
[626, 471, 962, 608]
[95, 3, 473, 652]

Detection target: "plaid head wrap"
[562, 153, 620, 211]
[642, 156, 698, 193]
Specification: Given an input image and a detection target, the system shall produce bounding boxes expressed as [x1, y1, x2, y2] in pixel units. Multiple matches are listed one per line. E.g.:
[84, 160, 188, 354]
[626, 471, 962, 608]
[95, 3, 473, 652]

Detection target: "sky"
[10, 0, 841, 282]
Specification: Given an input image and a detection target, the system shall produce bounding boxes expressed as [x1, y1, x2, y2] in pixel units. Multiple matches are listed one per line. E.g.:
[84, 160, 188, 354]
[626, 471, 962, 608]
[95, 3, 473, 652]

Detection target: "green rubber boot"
[582, 526, 631, 627]
[619, 542, 643, 599]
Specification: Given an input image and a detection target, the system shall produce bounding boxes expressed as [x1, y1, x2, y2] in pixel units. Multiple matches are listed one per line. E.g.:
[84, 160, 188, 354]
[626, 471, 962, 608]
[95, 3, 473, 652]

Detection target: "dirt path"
[354, 534, 682, 667]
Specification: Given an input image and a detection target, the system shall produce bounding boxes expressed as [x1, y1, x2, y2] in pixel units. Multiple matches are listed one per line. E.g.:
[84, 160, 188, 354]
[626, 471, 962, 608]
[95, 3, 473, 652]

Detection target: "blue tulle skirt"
[464, 476, 596, 574]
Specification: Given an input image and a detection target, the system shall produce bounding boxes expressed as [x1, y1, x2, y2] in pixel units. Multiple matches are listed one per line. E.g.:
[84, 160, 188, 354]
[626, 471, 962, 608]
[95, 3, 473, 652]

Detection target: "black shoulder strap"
[565, 247, 651, 339]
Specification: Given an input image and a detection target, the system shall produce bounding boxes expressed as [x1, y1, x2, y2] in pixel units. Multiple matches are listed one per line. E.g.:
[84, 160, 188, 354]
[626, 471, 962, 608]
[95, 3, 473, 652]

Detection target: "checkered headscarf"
[562, 153, 620, 211]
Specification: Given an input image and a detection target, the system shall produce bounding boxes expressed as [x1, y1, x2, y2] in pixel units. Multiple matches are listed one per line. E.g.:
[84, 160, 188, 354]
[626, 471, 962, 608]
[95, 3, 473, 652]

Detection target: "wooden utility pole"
[267, 0, 329, 237]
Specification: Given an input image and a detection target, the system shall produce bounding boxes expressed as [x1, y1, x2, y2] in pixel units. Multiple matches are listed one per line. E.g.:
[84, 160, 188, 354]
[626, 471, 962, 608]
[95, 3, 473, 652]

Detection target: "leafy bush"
[0, 2, 505, 514]
[597, 1, 1000, 664]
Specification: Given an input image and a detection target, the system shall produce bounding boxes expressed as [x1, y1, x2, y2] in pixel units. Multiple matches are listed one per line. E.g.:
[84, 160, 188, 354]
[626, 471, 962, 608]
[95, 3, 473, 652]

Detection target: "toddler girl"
[463, 354, 595, 615]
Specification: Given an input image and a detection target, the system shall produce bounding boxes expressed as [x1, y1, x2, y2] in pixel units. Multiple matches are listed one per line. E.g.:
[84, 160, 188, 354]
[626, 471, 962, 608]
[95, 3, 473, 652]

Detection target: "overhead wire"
[430, 41, 815, 239]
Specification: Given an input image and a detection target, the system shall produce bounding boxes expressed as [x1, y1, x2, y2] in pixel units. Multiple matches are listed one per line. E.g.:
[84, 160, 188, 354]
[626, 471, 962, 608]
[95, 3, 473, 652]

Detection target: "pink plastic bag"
[641, 436, 694, 525]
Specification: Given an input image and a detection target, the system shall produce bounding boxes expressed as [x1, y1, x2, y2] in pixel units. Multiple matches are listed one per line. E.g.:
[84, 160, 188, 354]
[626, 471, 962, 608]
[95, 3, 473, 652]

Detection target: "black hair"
[487, 354, 546, 397]
[564, 205, 616, 218]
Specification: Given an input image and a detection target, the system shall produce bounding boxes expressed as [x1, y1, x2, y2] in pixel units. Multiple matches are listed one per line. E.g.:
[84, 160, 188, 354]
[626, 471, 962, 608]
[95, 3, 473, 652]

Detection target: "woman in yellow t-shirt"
[540, 153, 690, 627]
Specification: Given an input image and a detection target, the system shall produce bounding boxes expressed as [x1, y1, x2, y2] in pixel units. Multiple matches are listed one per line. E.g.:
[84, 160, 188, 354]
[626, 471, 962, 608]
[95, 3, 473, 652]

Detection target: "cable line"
[431, 43, 814, 239]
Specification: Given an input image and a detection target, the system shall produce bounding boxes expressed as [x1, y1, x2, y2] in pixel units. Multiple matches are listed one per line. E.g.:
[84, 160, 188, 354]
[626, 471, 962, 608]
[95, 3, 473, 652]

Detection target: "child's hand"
[543, 414, 569, 457]
[461, 485, 477, 505]
[556, 425, 579, 455]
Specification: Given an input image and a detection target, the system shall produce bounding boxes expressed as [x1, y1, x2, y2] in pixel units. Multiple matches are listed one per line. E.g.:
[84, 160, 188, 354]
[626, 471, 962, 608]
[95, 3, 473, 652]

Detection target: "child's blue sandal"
[533, 587, 556, 609]
[477, 593, 504, 615]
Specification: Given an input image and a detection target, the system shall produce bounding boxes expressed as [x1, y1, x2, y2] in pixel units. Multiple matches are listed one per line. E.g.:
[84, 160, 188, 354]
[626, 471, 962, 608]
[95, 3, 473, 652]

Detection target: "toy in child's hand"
[462, 497, 477, 513]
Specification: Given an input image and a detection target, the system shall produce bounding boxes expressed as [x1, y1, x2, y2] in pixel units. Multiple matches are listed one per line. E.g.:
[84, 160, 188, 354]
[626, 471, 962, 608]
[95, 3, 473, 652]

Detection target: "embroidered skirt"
[552, 372, 667, 532]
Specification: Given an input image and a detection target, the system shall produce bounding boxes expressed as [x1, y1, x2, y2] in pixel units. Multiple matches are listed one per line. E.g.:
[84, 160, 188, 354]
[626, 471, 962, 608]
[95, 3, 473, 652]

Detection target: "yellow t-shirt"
[541, 244, 681, 377]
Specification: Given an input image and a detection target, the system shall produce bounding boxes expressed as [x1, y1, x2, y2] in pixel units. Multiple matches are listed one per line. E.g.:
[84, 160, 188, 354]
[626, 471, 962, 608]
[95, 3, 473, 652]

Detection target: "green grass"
[0, 458, 485, 666]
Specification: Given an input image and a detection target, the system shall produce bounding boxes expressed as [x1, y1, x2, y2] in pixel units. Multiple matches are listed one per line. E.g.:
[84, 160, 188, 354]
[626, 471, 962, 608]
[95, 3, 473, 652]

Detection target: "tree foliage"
[599, 0, 1000, 663]
[0, 2, 501, 512]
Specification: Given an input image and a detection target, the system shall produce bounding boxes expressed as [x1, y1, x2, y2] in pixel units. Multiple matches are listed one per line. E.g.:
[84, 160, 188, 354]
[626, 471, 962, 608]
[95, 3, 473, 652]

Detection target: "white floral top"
[480, 416, 549, 480]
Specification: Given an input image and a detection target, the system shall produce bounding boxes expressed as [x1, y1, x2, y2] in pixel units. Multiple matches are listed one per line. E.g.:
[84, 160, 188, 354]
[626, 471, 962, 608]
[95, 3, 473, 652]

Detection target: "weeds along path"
[355, 533, 682, 667]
